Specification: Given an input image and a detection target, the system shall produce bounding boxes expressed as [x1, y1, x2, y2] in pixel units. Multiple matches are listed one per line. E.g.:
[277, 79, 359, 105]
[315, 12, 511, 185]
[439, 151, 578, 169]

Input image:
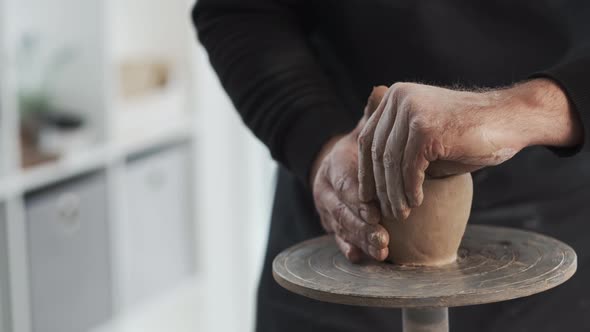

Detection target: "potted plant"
[17, 33, 78, 147]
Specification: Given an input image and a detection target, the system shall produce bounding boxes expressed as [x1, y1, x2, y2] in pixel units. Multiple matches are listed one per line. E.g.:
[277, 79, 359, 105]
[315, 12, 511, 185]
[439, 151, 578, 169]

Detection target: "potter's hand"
[310, 88, 390, 262]
[359, 79, 582, 220]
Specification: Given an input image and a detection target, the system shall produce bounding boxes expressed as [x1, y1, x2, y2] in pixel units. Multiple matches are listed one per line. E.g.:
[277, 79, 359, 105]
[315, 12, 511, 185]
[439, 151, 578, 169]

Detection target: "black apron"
[256, 145, 590, 332]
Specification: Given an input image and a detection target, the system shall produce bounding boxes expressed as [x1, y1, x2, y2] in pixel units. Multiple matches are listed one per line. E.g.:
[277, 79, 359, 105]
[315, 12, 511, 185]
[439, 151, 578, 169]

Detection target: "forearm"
[490, 79, 583, 150]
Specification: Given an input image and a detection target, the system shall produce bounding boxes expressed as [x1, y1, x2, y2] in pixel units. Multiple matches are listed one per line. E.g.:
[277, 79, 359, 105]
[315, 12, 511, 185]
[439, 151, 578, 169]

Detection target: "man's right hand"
[310, 87, 390, 262]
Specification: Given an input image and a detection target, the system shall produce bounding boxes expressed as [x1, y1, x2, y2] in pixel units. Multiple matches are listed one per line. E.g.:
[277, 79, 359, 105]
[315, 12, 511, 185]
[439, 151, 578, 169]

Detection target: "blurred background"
[0, 0, 276, 331]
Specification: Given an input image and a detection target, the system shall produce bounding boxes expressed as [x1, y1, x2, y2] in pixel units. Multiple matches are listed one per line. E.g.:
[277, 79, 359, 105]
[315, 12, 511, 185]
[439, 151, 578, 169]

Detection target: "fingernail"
[417, 190, 424, 206]
[375, 231, 389, 246]
[409, 191, 422, 208]
[399, 208, 411, 220]
[368, 246, 379, 259]
[368, 246, 386, 261]
[407, 194, 417, 208]
[369, 232, 381, 247]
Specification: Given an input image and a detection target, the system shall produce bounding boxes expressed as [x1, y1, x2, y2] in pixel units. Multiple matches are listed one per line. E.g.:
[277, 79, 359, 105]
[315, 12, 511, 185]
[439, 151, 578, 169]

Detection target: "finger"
[331, 173, 381, 225]
[332, 199, 389, 250]
[335, 235, 364, 263]
[365, 86, 389, 118]
[336, 233, 386, 262]
[356, 86, 390, 132]
[369, 245, 389, 262]
[358, 87, 392, 202]
[317, 203, 335, 233]
[325, 202, 385, 261]
[371, 91, 398, 217]
[384, 106, 411, 220]
[320, 207, 363, 260]
[357, 202, 381, 225]
[321, 188, 389, 252]
[402, 131, 430, 208]
[314, 171, 385, 259]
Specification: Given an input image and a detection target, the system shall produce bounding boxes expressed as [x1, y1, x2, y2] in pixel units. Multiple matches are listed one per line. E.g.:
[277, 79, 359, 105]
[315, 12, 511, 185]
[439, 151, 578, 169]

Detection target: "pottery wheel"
[273, 225, 577, 308]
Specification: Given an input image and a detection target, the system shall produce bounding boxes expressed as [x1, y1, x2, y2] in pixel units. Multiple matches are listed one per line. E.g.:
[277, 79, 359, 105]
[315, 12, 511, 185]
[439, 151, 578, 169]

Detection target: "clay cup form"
[382, 173, 473, 266]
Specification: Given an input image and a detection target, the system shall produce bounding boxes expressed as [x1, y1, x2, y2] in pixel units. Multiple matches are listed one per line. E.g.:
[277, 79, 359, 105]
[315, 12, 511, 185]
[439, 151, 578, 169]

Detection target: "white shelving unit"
[0, 0, 203, 331]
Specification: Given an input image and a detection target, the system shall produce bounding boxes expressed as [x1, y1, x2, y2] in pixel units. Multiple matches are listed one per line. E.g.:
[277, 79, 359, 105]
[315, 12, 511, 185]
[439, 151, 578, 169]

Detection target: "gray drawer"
[0, 205, 10, 332]
[119, 144, 193, 308]
[25, 172, 112, 332]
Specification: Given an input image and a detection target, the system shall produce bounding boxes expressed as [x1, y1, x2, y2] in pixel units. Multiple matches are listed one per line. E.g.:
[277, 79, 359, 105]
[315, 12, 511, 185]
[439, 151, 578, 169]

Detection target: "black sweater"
[193, 0, 590, 184]
[193, 1, 590, 331]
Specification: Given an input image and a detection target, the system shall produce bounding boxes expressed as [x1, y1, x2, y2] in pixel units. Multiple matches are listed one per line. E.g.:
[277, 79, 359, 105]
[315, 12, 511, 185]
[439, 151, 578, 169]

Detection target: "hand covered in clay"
[310, 87, 390, 262]
[358, 80, 582, 220]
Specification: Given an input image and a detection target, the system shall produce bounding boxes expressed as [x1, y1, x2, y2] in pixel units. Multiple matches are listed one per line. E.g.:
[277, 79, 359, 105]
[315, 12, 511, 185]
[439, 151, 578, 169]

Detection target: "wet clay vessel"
[382, 173, 473, 266]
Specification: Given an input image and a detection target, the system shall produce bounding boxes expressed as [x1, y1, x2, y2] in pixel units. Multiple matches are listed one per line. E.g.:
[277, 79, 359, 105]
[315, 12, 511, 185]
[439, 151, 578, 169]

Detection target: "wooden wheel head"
[273, 225, 576, 308]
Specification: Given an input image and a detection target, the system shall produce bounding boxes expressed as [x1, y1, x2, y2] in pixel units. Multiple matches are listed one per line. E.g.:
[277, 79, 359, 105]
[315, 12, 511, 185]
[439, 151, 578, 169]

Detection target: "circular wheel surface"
[273, 225, 577, 308]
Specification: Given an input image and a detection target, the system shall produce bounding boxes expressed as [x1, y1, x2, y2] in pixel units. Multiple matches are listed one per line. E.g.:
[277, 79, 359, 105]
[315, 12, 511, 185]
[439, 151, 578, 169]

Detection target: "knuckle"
[409, 116, 431, 136]
[382, 151, 395, 169]
[376, 183, 387, 194]
[390, 82, 409, 97]
[332, 202, 348, 222]
[390, 82, 413, 104]
[357, 131, 370, 148]
[371, 143, 384, 162]
[358, 168, 367, 179]
[334, 177, 351, 194]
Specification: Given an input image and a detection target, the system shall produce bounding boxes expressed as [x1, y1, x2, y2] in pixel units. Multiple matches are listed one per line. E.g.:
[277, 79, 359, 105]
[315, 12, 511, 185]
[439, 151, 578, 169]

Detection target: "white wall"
[109, 0, 191, 85]
[193, 43, 275, 332]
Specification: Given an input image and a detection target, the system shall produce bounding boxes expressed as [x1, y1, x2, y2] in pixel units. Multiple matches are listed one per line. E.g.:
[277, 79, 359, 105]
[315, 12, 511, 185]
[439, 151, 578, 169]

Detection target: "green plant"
[17, 33, 77, 116]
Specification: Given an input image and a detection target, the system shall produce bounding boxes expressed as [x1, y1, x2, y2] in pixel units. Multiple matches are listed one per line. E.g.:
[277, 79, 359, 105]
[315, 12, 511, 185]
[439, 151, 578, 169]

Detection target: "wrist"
[492, 79, 583, 149]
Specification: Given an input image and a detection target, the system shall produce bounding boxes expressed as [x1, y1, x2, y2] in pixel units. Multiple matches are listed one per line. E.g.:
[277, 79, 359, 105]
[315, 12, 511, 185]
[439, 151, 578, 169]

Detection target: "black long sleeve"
[192, 0, 356, 184]
[532, 52, 590, 155]
[193, 0, 590, 185]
